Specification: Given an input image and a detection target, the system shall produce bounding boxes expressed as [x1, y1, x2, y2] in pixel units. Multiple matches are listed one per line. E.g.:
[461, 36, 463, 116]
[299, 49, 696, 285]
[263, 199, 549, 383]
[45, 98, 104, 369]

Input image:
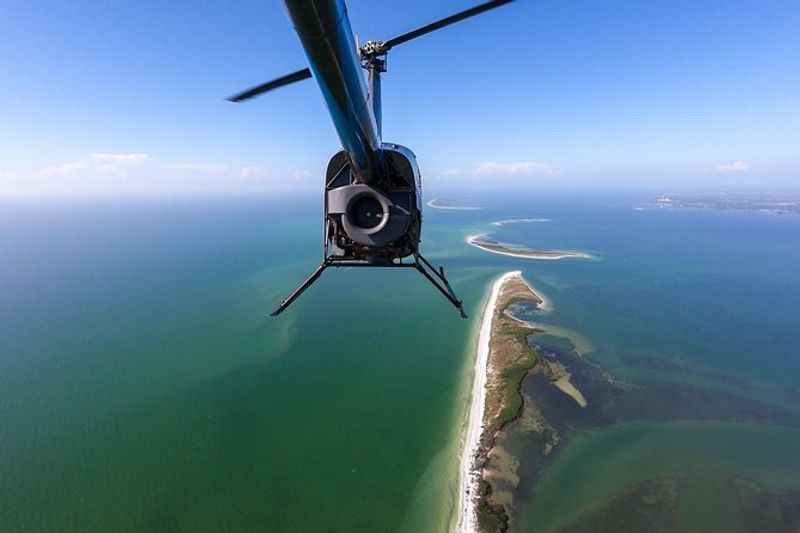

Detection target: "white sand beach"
[456, 271, 519, 533]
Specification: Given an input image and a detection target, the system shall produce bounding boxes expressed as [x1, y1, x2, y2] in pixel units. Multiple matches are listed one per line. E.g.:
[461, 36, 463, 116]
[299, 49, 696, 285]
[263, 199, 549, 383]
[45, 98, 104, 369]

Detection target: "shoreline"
[456, 271, 521, 533]
[516, 275, 553, 314]
[466, 234, 592, 261]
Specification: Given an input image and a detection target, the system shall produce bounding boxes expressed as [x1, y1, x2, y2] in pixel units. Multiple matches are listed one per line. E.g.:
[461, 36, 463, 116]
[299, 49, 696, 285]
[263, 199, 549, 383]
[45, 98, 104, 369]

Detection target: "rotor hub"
[360, 40, 387, 57]
[359, 40, 388, 71]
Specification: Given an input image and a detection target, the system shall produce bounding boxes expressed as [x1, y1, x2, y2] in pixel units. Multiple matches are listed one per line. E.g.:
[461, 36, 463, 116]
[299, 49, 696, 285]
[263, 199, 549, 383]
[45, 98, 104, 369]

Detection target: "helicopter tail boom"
[283, 0, 382, 183]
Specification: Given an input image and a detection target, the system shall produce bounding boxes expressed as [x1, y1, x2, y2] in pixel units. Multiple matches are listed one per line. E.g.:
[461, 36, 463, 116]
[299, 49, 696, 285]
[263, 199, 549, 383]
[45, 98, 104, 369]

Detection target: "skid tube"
[270, 254, 466, 318]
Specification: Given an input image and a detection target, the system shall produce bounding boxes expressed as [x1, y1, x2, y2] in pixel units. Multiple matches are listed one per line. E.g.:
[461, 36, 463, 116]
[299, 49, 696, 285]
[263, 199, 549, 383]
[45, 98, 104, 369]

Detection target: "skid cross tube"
[270, 255, 466, 318]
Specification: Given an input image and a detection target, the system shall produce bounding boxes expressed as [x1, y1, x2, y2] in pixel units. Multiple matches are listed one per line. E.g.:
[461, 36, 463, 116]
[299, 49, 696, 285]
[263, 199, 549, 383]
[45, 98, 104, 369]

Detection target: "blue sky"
[1, 0, 798, 195]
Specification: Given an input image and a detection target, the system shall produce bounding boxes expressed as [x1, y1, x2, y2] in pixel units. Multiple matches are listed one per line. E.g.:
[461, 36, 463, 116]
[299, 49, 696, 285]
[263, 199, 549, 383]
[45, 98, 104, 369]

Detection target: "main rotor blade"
[383, 0, 514, 50]
[227, 68, 312, 103]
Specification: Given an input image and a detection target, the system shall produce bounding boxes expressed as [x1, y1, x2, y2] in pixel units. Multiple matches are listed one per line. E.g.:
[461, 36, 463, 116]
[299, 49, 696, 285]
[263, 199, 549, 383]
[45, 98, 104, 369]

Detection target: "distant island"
[640, 192, 800, 215]
[491, 218, 550, 226]
[467, 234, 591, 260]
[427, 197, 484, 210]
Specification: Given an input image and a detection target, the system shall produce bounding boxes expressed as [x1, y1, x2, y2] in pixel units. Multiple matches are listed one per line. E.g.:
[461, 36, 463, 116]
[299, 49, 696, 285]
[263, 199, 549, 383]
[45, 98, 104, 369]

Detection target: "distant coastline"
[638, 192, 800, 216]
[491, 218, 550, 226]
[427, 197, 484, 210]
[466, 234, 591, 261]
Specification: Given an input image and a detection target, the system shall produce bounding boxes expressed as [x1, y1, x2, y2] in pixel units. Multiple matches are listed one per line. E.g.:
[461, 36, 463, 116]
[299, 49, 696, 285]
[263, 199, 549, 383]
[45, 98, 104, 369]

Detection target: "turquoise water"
[1, 192, 799, 531]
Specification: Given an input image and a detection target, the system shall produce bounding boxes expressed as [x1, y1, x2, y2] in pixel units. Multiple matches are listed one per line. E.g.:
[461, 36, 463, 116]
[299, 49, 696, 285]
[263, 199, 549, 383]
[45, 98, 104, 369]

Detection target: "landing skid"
[270, 254, 467, 318]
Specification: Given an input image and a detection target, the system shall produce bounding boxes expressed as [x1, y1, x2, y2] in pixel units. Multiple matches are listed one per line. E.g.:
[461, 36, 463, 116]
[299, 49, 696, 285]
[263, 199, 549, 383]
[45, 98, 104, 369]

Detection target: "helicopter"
[228, 0, 515, 318]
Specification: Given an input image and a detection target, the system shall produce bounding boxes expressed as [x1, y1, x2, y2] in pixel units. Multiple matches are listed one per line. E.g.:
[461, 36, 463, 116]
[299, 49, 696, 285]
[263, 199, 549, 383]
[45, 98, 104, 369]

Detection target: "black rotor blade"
[383, 0, 514, 50]
[227, 68, 312, 103]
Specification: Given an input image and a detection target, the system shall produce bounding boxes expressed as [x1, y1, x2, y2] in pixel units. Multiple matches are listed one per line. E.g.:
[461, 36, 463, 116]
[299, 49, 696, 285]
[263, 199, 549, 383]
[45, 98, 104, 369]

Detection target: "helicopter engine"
[324, 144, 422, 263]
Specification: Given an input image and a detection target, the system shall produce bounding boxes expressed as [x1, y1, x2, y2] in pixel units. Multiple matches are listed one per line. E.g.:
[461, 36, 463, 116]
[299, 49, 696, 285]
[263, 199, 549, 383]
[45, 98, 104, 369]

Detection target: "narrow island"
[427, 197, 485, 210]
[467, 234, 591, 261]
[491, 218, 550, 226]
[458, 271, 587, 533]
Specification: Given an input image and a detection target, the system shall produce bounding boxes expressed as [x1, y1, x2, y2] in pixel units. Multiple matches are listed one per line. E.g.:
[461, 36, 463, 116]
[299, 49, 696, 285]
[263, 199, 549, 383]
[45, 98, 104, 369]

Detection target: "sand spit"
[553, 375, 588, 407]
[516, 275, 553, 314]
[457, 271, 520, 533]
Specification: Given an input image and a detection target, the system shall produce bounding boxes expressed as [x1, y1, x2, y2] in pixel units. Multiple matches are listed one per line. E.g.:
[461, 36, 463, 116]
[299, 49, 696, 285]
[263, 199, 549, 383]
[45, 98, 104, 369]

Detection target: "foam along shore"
[490, 218, 550, 226]
[457, 271, 520, 533]
[467, 234, 592, 261]
[427, 198, 485, 210]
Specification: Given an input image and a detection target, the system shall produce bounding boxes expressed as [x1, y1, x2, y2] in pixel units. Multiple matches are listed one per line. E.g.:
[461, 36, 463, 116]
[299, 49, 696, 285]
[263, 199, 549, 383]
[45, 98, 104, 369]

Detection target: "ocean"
[1, 190, 799, 531]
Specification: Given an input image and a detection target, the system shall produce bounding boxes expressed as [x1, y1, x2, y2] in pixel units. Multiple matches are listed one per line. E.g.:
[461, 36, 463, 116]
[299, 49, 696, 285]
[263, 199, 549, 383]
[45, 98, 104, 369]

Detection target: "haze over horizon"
[3, 4, 800, 531]
[2, 0, 798, 196]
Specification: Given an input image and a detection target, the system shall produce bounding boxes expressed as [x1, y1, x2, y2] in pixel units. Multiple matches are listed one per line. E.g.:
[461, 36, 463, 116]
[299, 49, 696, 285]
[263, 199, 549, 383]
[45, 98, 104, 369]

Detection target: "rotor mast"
[360, 41, 387, 140]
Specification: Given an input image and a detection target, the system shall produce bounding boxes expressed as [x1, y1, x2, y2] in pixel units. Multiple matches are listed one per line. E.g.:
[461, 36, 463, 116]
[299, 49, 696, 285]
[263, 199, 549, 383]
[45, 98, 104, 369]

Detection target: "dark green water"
[1, 192, 799, 531]
[0, 195, 499, 531]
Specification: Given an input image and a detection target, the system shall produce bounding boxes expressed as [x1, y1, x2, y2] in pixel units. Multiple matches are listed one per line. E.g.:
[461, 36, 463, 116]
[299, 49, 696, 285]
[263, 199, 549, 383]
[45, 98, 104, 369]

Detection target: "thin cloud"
[239, 166, 271, 179]
[238, 166, 313, 181]
[42, 152, 149, 179]
[438, 160, 561, 179]
[166, 162, 229, 173]
[716, 160, 749, 174]
[90, 153, 149, 163]
[475, 161, 561, 177]
[2, 152, 314, 196]
[439, 168, 462, 177]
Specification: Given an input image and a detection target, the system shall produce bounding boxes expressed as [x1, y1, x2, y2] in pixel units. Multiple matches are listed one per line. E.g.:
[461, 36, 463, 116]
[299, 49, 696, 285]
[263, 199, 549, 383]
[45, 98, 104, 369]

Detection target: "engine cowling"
[324, 143, 422, 261]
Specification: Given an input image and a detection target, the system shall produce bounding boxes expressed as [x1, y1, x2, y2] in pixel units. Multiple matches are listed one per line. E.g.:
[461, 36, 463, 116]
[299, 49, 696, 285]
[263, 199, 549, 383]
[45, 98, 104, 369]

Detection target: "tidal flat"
[481, 297, 800, 533]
